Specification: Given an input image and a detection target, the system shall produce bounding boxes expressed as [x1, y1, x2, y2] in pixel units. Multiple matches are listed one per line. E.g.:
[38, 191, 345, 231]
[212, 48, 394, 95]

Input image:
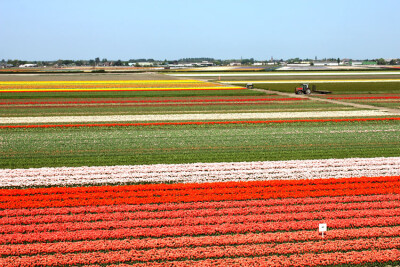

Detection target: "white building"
[19, 64, 37, 68]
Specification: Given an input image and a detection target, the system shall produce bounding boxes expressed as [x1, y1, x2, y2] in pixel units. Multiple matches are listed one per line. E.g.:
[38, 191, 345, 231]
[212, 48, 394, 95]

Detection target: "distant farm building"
[19, 64, 38, 68]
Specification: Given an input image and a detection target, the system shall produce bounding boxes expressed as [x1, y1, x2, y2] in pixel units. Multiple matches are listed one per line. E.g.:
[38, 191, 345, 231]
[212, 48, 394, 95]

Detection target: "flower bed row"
[2, 216, 399, 244]
[2, 200, 398, 226]
[1, 157, 398, 188]
[1, 226, 398, 256]
[2, 193, 398, 217]
[0, 97, 305, 106]
[2, 207, 398, 234]
[125, 249, 400, 267]
[1, 176, 399, 209]
[1, 117, 400, 129]
[1, 237, 399, 266]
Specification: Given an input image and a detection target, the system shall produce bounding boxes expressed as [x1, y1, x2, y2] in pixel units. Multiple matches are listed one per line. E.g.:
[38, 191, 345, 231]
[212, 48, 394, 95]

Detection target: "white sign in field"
[319, 223, 327, 238]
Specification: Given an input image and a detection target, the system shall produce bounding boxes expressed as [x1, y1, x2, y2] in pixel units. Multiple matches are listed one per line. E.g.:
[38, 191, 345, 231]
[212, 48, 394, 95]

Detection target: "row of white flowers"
[1, 157, 399, 187]
[0, 110, 394, 124]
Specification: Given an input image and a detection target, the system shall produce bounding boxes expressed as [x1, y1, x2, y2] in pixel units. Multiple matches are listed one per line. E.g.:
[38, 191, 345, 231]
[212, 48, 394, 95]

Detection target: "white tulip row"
[1, 157, 399, 187]
[0, 110, 395, 124]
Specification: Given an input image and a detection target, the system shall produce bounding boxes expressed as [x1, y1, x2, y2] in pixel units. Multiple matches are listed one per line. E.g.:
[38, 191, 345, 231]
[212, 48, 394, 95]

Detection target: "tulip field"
[1, 77, 400, 266]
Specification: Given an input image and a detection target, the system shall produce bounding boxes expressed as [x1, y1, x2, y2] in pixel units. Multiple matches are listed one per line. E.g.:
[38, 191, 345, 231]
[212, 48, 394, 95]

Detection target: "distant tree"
[115, 60, 123, 66]
[95, 57, 100, 66]
[89, 59, 95, 66]
[101, 58, 107, 63]
[389, 59, 397, 65]
[337, 58, 340, 64]
[377, 58, 386, 65]
[75, 60, 84, 66]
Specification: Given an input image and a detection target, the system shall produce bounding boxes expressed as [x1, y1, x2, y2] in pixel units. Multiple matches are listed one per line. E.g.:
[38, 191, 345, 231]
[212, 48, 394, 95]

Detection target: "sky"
[0, 0, 399, 61]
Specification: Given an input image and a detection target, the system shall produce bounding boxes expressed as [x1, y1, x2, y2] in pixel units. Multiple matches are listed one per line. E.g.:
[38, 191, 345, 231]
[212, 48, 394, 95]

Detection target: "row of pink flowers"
[122, 249, 400, 267]
[2, 215, 399, 245]
[2, 199, 397, 226]
[2, 206, 398, 235]
[1, 226, 398, 256]
[0, 237, 398, 266]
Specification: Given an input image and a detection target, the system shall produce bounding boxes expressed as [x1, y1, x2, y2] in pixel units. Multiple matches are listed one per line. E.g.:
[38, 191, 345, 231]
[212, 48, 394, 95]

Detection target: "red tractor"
[295, 83, 312, 95]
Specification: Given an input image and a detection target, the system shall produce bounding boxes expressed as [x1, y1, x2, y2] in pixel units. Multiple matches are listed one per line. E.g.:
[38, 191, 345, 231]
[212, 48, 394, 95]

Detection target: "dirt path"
[252, 88, 400, 115]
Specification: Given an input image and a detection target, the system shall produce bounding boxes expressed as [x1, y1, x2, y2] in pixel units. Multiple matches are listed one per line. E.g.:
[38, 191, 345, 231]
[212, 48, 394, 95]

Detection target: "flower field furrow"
[2, 157, 399, 187]
[1, 181, 397, 210]
[1, 226, 399, 256]
[2, 216, 399, 245]
[3, 200, 398, 226]
[3, 176, 398, 201]
[2, 193, 398, 218]
[2, 207, 398, 234]
[129, 249, 400, 267]
[1, 237, 399, 266]
[2, 185, 398, 209]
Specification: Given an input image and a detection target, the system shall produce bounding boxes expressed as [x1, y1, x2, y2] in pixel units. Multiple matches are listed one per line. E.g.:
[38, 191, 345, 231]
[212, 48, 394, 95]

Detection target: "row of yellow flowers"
[0, 80, 244, 92]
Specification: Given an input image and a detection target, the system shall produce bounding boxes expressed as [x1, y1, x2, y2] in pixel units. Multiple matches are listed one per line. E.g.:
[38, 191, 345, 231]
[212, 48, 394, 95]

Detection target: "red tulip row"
[125, 249, 400, 267]
[2, 215, 399, 245]
[1, 177, 399, 209]
[1, 177, 399, 210]
[3, 199, 398, 226]
[2, 193, 398, 218]
[1, 226, 398, 256]
[3, 207, 398, 234]
[0, 237, 399, 266]
[2, 175, 397, 197]
[328, 96, 400, 100]
[1, 117, 400, 129]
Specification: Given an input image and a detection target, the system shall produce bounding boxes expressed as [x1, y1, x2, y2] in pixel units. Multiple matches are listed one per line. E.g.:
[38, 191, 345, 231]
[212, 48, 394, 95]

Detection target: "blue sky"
[0, 0, 399, 60]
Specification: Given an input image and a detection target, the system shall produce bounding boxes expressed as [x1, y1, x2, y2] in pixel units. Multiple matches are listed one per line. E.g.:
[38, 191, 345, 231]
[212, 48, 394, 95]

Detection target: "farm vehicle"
[295, 84, 331, 95]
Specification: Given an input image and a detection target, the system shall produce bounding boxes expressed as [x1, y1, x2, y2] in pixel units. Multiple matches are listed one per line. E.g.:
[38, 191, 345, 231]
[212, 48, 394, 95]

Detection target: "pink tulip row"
[2, 193, 399, 218]
[123, 249, 400, 267]
[0, 237, 398, 266]
[1, 226, 398, 256]
[2, 206, 398, 235]
[2, 215, 399, 245]
[2, 199, 398, 226]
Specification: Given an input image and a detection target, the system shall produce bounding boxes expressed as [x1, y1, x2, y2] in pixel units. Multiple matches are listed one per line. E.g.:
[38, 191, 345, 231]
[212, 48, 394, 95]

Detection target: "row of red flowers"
[4, 176, 396, 196]
[1, 226, 398, 256]
[121, 249, 400, 267]
[1, 117, 400, 129]
[2, 216, 399, 245]
[1, 176, 399, 209]
[0, 237, 398, 266]
[328, 96, 400, 100]
[2, 199, 397, 226]
[3, 193, 398, 218]
[3, 207, 398, 235]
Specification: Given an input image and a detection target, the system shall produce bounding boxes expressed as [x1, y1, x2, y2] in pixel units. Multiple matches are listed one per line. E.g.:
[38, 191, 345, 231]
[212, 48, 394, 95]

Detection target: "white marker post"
[319, 223, 327, 238]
